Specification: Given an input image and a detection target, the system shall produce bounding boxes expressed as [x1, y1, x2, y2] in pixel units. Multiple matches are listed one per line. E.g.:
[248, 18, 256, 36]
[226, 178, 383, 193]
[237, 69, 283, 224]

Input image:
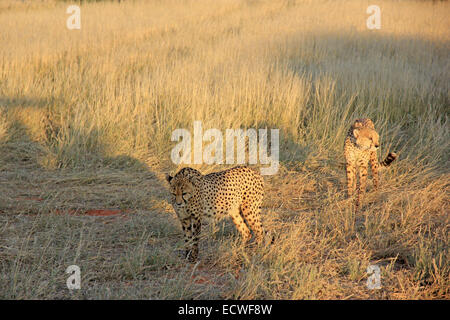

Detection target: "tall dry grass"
[0, 0, 448, 299]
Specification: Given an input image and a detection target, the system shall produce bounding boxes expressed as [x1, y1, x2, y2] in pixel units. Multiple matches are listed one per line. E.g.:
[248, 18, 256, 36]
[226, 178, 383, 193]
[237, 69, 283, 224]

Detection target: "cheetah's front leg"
[356, 162, 369, 211]
[369, 151, 380, 190]
[346, 161, 357, 197]
[181, 216, 201, 262]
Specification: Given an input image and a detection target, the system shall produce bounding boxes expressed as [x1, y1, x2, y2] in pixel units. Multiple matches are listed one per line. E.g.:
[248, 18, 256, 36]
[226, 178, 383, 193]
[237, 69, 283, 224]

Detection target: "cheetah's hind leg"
[229, 207, 252, 243]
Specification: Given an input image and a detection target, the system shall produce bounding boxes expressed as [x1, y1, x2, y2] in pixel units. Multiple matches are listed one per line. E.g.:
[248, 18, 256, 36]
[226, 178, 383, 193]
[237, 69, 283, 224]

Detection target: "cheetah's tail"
[380, 152, 397, 167]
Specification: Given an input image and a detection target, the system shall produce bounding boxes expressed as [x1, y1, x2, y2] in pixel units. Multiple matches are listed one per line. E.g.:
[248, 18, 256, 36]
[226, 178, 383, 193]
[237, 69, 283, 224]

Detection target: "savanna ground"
[0, 0, 448, 299]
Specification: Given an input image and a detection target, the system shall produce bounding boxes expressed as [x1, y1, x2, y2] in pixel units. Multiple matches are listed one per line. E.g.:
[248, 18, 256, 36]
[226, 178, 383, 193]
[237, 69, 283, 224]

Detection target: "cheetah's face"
[166, 174, 194, 218]
[353, 127, 380, 151]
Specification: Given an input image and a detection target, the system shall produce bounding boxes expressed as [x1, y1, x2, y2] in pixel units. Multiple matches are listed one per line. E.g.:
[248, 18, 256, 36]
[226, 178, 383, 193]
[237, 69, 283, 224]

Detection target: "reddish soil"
[53, 208, 131, 217]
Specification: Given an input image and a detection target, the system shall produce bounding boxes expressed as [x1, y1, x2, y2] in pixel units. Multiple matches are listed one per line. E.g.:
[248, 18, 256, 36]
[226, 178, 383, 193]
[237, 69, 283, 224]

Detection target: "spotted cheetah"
[344, 118, 397, 209]
[166, 166, 265, 261]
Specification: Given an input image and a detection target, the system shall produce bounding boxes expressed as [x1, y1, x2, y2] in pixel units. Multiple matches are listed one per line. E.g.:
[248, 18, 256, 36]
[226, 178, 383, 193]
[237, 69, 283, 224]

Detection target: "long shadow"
[0, 96, 55, 109]
[0, 95, 169, 216]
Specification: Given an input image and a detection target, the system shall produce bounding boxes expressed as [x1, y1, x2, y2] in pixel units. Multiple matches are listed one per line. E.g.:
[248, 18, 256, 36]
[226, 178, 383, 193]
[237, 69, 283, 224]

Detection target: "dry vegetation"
[0, 0, 449, 299]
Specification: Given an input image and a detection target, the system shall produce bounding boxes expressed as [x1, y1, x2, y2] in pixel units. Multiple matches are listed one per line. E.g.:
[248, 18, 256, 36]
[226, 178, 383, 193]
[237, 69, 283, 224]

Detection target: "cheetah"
[166, 166, 265, 261]
[344, 118, 397, 209]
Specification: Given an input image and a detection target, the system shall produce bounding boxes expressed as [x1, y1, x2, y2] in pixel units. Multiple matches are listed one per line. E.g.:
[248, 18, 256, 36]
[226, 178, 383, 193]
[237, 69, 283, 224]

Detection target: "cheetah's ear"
[165, 174, 173, 183]
[353, 128, 360, 138]
[353, 120, 364, 128]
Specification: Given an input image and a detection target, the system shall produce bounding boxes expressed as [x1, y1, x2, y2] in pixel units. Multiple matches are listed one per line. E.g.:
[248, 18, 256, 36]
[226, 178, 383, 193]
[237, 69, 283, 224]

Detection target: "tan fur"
[166, 166, 265, 261]
[344, 118, 397, 210]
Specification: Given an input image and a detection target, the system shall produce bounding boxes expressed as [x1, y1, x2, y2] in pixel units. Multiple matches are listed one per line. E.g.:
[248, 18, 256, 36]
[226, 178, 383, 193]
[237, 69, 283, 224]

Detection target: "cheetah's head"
[166, 175, 194, 206]
[166, 168, 202, 219]
[353, 126, 380, 152]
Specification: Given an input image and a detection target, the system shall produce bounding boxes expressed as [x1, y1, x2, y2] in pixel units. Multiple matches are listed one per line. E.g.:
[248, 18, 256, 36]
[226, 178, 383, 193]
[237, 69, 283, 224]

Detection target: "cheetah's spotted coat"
[166, 166, 265, 261]
[344, 118, 397, 209]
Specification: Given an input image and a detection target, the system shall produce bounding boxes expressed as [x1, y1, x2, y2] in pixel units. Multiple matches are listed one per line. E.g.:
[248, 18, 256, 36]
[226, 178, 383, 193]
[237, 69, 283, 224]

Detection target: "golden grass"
[0, 0, 448, 299]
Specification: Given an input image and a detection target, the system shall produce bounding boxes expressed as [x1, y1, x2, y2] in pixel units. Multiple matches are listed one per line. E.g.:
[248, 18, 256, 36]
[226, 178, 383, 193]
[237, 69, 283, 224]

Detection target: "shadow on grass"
[0, 95, 169, 216]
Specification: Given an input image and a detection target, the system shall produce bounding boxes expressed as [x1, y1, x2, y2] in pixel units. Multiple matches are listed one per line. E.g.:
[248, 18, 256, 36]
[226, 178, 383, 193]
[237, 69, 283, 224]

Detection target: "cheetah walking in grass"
[166, 166, 265, 261]
[344, 118, 397, 210]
